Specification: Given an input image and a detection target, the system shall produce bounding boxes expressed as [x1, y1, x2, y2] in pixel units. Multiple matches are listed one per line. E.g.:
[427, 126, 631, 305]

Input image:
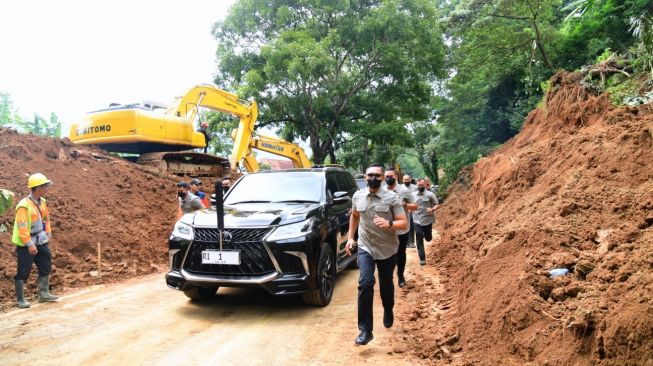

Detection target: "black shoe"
[398, 278, 406, 288]
[355, 331, 374, 346]
[383, 309, 394, 328]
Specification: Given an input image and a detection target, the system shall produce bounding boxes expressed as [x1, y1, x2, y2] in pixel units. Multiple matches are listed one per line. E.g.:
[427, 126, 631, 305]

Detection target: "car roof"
[252, 166, 350, 174]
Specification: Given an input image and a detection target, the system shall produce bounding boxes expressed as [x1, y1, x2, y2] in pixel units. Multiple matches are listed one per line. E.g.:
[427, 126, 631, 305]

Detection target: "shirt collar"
[366, 187, 385, 199]
[29, 194, 41, 204]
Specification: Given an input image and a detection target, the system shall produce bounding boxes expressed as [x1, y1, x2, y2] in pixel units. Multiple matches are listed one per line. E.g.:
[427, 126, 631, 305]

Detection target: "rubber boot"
[15, 280, 31, 309]
[37, 276, 59, 302]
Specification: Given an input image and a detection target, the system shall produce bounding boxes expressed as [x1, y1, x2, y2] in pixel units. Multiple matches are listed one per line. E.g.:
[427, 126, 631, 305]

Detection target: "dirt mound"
[0, 130, 186, 310]
[400, 72, 653, 365]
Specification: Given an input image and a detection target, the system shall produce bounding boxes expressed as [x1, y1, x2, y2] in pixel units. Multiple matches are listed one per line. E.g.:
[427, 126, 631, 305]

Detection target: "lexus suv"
[165, 166, 359, 306]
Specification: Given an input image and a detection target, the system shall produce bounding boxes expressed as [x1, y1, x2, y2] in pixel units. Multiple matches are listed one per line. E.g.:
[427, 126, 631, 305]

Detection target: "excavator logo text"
[261, 142, 284, 152]
[76, 125, 112, 136]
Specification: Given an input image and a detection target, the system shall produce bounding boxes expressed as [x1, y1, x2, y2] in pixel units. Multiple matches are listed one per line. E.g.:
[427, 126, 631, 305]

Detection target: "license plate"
[201, 250, 240, 265]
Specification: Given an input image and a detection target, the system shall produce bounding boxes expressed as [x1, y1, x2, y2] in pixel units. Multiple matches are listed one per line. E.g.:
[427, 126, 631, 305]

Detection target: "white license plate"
[201, 250, 240, 265]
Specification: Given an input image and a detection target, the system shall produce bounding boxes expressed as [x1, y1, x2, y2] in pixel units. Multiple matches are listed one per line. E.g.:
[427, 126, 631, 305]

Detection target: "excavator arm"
[248, 134, 312, 169]
[168, 85, 259, 172]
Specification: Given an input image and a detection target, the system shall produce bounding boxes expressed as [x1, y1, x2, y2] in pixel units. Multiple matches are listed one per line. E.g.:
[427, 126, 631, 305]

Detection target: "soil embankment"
[0, 130, 181, 309]
[399, 72, 653, 365]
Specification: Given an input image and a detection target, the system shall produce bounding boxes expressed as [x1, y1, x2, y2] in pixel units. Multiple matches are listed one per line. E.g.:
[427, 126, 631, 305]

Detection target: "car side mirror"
[332, 191, 351, 205]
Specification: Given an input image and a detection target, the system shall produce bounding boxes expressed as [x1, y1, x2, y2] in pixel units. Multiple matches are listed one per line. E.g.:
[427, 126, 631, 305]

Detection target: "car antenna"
[215, 178, 225, 251]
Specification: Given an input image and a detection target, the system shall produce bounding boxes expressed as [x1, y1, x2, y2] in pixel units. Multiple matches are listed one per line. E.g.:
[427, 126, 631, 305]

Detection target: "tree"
[0, 92, 22, 127]
[213, 0, 446, 164]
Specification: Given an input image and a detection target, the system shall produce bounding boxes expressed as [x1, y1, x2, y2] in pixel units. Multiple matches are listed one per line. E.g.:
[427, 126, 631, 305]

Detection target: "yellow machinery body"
[69, 84, 310, 177]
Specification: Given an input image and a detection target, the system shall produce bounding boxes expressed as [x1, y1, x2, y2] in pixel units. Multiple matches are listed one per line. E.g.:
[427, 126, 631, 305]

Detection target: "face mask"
[418, 187, 425, 193]
[367, 178, 381, 189]
[404, 182, 411, 187]
[384, 177, 395, 186]
[178, 191, 187, 198]
[223, 186, 229, 194]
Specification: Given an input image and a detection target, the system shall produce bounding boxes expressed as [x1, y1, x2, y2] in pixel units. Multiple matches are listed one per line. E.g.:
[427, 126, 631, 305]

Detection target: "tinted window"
[336, 172, 357, 196]
[225, 172, 324, 204]
[326, 173, 339, 198]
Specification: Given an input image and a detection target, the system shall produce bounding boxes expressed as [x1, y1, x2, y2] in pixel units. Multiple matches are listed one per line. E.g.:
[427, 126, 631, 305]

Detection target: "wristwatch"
[388, 219, 393, 228]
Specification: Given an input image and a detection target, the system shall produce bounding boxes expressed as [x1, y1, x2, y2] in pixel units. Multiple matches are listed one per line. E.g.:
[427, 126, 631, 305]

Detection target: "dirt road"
[0, 263, 420, 365]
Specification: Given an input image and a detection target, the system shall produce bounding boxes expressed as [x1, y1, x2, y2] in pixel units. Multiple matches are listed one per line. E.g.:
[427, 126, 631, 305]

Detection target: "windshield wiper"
[228, 200, 272, 204]
[273, 200, 320, 203]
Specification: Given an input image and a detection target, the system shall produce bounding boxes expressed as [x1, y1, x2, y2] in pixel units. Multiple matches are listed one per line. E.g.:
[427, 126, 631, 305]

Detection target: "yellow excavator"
[69, 84, 311, 177]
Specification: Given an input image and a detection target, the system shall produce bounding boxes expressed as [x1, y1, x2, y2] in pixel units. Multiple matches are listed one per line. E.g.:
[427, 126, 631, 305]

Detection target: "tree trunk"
[328, 148, 337, 164]
[361, 139, 369, 172]
[531, 20, 554, 70]
[310, 135, 326, 164]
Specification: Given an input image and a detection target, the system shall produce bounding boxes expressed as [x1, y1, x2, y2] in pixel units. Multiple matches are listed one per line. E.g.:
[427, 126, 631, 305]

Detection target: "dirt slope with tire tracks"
[399, 72, 653, 365]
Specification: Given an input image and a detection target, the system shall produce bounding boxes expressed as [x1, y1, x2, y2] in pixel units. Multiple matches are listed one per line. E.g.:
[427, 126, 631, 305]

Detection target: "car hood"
[189, 202, 319, 227]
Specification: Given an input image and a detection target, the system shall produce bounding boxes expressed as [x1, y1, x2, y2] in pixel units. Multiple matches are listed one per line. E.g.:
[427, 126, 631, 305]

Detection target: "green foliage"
[629, 10, 653, 74]
[0, 189, 14, 216]
[0, 92, 62, 137]
[211, 0, 652, 193]
[203, 110, 240, 156]
[0, 92, 22, 127]
[213, 0, 446, 164]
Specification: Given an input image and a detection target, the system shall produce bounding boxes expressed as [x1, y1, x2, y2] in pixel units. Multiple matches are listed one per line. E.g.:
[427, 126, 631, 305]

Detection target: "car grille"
[183, 228, 276, 276]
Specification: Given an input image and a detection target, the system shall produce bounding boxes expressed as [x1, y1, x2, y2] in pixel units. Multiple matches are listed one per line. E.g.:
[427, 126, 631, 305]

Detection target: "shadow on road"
[174, 287, 322, 321]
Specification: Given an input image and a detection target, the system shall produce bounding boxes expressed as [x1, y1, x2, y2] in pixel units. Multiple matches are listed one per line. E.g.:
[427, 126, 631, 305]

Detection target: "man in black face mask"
[412, 178, 439, 265]
[221, 177, 232, 194]
[176, 181, 205, 219]
[384, 168, 417, 288]
[346, 163, 407, 346]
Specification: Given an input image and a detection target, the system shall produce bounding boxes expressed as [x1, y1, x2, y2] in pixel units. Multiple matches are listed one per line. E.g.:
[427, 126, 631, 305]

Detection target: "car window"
[225, 172, 324, 204]
[326, 173, 339, 198]
[336, 172, 357, 196]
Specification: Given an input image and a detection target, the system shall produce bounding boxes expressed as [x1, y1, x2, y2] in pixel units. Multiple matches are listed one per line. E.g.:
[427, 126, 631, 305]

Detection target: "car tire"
[302, 243, 336, 307]
[184, 286, 219, 301]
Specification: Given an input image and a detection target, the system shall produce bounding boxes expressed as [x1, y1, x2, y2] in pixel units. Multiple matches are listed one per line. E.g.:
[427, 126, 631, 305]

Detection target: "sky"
[0, 0, 237, 134]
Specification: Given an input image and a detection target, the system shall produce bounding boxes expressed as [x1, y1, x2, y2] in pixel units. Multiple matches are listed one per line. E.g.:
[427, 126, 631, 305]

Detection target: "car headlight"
[267, 219, 313, 242]
[171, 221, 194, 241]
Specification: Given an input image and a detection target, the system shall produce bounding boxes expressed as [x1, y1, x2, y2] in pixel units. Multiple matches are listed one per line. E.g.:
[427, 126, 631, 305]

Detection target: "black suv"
[166, 166, 359, 306]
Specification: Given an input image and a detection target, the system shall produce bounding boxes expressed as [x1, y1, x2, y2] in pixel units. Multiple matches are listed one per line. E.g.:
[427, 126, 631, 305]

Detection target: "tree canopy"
[212, 0, 446, 164]
[206, 0, 652, 190]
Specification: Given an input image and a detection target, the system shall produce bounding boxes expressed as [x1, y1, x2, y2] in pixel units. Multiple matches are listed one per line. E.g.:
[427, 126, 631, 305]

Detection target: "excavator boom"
[69, 83, 307, 177]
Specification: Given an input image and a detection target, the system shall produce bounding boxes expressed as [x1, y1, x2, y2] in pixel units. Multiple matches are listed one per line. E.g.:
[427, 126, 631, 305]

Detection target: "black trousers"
[358, 249, 396, 333]
[396, 233, 409, 281]
[414, 223, 433, 261]
[408, 215, 415, 245]
[14, 244, 52, 281]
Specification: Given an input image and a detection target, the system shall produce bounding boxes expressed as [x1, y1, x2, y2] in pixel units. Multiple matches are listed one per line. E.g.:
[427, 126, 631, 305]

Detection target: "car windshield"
[225, 172, 324, 205]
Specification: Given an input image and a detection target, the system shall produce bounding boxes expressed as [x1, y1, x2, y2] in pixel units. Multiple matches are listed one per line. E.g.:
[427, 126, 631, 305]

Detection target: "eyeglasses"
[366, 173, 382, 178]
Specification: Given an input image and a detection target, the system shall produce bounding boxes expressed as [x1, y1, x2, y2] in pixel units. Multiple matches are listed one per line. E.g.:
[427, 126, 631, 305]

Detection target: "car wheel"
[183, 286, 219, 301]
[302, 243, 336, 306]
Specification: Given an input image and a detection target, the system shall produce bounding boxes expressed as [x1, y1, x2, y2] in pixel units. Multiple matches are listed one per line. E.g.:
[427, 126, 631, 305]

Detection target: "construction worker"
[190, 178, 208, 208]
[177, 181, 205, 219]
[12, 173, 58, 308]
[198, 121, 211, 153]
[346, 163, 408, 346]
[412, 178, 439, 265]
[384, 167, 417, 288]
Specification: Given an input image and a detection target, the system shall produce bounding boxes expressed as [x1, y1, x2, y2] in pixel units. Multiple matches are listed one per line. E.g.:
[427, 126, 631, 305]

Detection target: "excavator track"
[137, 151, 231, 178]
